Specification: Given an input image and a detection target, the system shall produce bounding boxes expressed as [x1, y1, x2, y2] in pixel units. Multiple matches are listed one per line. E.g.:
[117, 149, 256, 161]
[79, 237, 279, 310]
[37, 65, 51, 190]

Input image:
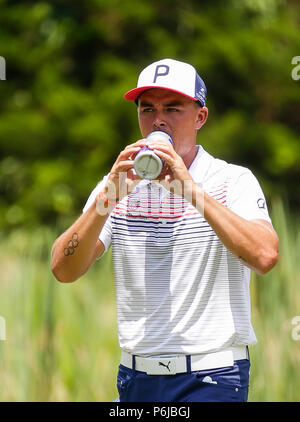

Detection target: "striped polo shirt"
[83, 146, 272, 356]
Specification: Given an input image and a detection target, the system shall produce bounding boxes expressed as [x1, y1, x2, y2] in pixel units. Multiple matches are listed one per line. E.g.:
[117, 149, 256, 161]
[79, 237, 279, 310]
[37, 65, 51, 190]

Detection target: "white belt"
[120, 346, 249, 375]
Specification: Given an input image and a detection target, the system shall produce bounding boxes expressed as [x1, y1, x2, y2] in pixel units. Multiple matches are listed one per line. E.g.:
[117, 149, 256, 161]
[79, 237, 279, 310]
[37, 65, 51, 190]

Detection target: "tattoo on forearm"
[64, 233, 79, 256]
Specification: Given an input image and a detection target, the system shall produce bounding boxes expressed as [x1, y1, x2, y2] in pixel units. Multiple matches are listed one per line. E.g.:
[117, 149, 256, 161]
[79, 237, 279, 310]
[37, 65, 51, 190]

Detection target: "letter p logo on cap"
[153, 65, 170, 83]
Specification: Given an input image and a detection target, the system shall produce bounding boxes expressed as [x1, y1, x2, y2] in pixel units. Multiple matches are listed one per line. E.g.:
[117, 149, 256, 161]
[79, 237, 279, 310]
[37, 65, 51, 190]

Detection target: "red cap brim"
[124, 86, 198, 102]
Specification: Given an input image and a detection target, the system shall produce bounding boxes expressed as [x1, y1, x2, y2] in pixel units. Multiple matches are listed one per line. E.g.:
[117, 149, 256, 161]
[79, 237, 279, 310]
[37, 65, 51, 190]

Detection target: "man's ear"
[195, 106, 208, 130]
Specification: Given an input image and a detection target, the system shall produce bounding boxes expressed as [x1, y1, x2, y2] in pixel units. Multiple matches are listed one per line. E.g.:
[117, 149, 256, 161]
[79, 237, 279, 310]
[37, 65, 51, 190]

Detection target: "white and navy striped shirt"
[83, 146, 271, 356]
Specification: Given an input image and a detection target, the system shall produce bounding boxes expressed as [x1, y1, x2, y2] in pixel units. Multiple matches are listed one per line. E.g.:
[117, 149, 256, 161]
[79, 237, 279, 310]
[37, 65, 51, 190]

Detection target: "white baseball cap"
[124, 58, 207, 106]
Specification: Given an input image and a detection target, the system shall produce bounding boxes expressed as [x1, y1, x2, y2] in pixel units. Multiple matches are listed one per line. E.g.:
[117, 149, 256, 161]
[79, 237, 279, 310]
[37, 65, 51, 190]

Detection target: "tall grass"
[0, 199, 299, 401]
[0, 228, 119, 401]
[249, 199, 300, 402]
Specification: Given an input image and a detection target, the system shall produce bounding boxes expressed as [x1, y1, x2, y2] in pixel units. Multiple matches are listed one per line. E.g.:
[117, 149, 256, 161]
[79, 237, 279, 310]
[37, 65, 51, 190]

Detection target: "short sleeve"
[227, 168, 272, 224]
[82, 174, 112, 252]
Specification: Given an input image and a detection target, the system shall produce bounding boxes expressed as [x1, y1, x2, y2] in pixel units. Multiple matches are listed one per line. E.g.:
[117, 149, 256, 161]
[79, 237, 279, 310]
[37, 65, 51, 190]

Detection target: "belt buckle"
[146, 357, 177, 375]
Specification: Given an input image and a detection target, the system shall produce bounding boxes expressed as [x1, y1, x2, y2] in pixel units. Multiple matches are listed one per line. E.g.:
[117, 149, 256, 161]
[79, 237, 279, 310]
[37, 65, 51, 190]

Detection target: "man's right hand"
[101, 139, 146, 203]
[51, 139, 146, 283]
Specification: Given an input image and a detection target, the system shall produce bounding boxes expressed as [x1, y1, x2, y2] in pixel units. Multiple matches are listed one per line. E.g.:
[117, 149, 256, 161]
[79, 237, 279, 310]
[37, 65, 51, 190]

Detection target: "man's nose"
[153, 111, 166, 129]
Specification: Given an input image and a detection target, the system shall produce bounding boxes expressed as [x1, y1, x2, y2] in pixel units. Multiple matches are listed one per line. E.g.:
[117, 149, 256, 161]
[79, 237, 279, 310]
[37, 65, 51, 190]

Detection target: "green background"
[0, 0, 299, 402]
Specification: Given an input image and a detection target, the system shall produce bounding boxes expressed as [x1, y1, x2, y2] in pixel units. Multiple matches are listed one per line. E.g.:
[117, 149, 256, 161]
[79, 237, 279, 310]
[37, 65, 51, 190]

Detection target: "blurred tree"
[0, 0, 299, 231]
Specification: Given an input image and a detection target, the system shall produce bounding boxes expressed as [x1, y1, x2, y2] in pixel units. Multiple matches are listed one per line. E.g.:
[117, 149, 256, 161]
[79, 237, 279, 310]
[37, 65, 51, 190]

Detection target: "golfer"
[51, 58, 279, 402]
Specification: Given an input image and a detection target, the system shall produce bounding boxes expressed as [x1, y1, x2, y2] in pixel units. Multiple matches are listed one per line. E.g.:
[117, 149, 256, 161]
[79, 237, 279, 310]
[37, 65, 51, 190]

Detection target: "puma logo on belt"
[159, 361, 171, 372]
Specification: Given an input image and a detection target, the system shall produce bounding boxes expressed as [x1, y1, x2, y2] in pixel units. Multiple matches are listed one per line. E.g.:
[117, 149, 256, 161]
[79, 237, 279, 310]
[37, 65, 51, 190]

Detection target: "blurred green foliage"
[0, 0, 299, 232]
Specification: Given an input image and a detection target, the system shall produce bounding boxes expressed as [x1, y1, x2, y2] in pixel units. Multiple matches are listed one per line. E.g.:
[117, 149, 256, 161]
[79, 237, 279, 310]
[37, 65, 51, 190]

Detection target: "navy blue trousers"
[116, 359, 250, 402]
